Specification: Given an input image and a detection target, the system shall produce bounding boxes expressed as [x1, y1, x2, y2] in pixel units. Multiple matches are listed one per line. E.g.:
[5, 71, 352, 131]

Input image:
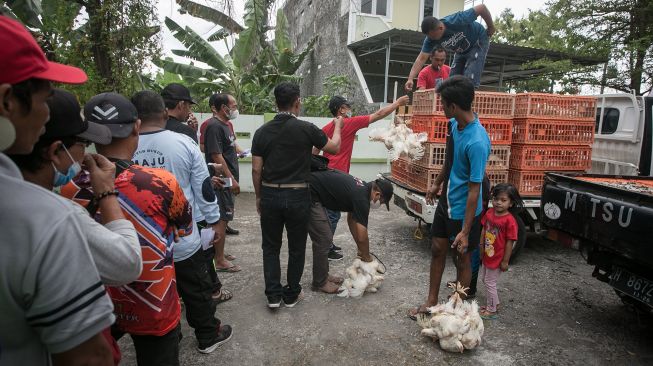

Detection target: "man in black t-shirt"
[308, 170, 393, 293]
[161, 83, 198, 142]
[204, 93, 242, 273]
[251, 82, 343, 309]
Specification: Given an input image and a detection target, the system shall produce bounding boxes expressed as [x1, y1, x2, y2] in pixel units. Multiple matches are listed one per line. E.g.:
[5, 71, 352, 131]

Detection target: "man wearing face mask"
[203, 94, 242, 272]
[8, 89, 142, 288]
[318, 94, 409, 261]
[417, 48, 451, 90]
[307, 169, 394, 294]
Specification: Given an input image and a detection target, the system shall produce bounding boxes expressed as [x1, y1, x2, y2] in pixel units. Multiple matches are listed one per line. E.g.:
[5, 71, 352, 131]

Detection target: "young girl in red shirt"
[479, 183, 523, 319]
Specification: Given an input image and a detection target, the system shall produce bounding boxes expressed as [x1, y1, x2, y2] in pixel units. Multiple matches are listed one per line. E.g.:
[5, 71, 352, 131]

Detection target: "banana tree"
[156, 0, 318, 114]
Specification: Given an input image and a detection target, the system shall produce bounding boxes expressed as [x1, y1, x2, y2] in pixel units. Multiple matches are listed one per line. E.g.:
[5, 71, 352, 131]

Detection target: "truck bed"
[541, 173, 653, 268]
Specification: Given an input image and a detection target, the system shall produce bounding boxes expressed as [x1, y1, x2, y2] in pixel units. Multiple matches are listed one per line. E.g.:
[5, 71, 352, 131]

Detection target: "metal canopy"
[348, 28, 607, 95]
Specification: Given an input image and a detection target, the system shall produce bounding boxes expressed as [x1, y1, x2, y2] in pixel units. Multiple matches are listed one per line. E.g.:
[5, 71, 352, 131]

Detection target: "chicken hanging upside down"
[368, 116, 427, 161]
[338, 258, 386, 298]
[416, 282, 484, 353]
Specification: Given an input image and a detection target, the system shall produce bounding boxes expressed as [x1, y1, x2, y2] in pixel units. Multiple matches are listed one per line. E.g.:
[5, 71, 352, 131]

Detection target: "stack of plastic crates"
[391, 90, 514, 193]
[509, 93, 597, 196]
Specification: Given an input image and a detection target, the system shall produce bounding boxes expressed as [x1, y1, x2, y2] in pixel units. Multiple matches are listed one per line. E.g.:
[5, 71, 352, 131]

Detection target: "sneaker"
[225, 225, 239, 235]
[267, 295, 282, 309]
[328, 250, 343, 261]
[197, 325, 233, 354]
[331, 243, 342, 252]
[283, 291, 304, 308]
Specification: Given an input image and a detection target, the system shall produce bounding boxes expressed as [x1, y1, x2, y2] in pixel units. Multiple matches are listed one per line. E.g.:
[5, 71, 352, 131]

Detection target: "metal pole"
[498, 57, 506, 89]
[383, 38, 391, 104]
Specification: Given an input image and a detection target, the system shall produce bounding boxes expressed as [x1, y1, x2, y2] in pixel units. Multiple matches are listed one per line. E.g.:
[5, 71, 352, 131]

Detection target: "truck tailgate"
[541, 173, 653, 268]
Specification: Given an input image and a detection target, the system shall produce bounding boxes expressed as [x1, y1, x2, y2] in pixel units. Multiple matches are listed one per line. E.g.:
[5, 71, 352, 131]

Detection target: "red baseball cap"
[0, 16, 87, 85]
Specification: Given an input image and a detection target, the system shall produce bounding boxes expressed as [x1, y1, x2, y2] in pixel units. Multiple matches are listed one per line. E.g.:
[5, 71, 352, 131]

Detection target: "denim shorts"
[450, 36, 490, 87]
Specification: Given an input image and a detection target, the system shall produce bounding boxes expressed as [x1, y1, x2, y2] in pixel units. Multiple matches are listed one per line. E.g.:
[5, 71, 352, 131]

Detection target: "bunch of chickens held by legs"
[337, 258, 385, 298]
[416, 282, 484, 353]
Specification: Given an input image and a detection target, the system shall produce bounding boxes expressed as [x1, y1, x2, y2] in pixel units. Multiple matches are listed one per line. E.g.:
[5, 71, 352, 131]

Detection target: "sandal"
[215, 264, 242, 273]
[407, 304, 431, 321]
[212, 288, 233, 304]
[480, 309, 498, 319]
[225, 254, 237, 261]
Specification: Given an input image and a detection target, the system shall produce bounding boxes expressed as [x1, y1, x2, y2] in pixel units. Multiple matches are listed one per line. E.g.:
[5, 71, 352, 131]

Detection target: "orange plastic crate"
[512, 118, 595, 145]
[432, 91, 515, 118]
[409, 115, 512, 145]
[409, 143, 510, 171]
[508, 170, 546, 197]
[487, 170, 509, 187]
[412, 89, 436, 115]
[510, 144, 592, 171]
[514, 93, 597, 119]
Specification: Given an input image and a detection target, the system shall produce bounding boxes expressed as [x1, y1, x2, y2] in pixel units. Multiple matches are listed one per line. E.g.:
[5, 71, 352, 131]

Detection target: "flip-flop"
[407, 304, 430, 321]
[215, 264, 242, 273]
[212, 288, 233, 304]
[480, 310, 498, 319]
[225, 254, 237, 261]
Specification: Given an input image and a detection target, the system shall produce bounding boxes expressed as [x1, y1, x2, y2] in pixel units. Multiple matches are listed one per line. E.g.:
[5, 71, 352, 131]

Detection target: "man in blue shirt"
[408, 76, 490, 320]
[405, 4, 495, 90]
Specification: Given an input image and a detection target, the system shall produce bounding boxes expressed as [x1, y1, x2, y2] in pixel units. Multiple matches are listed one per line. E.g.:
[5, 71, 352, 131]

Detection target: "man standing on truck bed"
[319, 94, 409, 261]
[405, 4, 495, 90]
[408, 75, 490, 320]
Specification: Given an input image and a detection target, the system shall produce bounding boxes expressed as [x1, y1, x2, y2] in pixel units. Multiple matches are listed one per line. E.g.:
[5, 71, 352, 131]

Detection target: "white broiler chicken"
[338, 257, 386, 298]
[416, 282, 484, 353]
[368, 117, 427, 161]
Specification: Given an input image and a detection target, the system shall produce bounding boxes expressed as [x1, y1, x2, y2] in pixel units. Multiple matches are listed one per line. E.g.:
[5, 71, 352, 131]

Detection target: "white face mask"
[0, 116, 16, 152]
[370, 200, 382, 210]
[229, 109, 239, 120]
[345, 110, 352, 118]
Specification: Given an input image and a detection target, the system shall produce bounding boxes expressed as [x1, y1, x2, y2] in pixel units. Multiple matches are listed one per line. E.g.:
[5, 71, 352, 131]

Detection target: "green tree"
[156, 0, 317, 114]
[302, 75, 353, 117]
[494, 0, 652, 95]
[2, 0, 160, 101]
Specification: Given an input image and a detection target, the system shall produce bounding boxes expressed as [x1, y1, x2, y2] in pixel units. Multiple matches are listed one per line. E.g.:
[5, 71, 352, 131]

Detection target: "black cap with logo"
[84, 92, 139, 140]
[42, 89, 112, 145]
[374, 178, 394, 211]
[161, 83, 197, 104]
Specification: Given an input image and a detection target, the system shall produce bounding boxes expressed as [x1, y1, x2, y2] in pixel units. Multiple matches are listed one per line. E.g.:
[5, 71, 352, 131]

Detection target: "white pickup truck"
[383, 92, 653, 260]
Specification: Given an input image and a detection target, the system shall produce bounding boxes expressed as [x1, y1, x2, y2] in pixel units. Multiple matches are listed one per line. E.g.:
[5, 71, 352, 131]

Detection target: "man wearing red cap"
[0, 16, 116, 365]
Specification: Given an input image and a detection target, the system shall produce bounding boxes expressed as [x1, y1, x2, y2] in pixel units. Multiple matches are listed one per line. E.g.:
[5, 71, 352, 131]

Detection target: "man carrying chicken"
[408, 75, 490, 320]
[307, 167, 393, 294]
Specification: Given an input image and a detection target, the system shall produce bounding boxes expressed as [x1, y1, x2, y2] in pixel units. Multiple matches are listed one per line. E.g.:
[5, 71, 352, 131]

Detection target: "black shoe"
[330, 243, 342, 252]
[283, 291, 304, 308]
[226, 225, 239, 235]
[197, 325, 233, 354]
[328, 250, 343, 261]
[267, 295, 282, 309]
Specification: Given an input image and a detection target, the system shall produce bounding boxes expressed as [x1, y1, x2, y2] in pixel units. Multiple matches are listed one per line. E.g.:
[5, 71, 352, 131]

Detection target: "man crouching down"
[308, 168, 393, 293]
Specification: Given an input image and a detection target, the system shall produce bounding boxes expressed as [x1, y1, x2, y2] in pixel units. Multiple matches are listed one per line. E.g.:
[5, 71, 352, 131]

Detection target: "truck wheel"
[509, 213, 527, 263]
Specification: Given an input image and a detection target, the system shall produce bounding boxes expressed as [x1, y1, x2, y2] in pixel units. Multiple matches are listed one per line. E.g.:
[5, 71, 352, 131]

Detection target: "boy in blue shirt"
[408, 76, 490, 320]
[405, 4, 495, 90]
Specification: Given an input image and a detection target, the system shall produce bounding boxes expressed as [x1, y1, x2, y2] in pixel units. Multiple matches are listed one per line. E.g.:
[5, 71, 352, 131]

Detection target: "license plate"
[610, 267, 653, 308]
[407, 197, 422, 214]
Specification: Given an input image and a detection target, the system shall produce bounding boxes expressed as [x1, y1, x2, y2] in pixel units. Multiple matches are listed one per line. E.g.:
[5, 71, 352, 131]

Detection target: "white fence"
[195, 113, 392, 192]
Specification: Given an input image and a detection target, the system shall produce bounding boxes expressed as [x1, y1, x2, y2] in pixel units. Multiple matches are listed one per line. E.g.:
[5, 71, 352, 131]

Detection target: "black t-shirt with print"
[309, 169, 372, 227]
[251, 114, 327, 184]
[204, 117, 239, 182]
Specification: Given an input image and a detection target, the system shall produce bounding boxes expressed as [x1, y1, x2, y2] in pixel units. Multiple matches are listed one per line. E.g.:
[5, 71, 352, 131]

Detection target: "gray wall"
[283, 0, 375, 113]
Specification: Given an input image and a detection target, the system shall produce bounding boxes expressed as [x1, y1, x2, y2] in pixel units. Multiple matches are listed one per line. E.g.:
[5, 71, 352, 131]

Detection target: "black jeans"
[175, 248, 220, 346]
[260, 186, 311, 300]
[112, 323, 181, 366]
[197, 220, 222, 294]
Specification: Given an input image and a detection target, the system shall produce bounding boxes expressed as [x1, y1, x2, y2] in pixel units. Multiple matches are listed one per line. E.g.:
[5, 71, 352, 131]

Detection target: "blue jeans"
[260, 187, 311, 300]
[326, 209, 341, 250]
[450, 36, 489, 88]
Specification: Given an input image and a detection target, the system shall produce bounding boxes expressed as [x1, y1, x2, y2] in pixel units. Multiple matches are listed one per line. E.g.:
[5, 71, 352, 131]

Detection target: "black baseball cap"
[161, 83, 197, 104]
[42, 89, 112, 144]
[328, 96, 351, 116]
[84, 92, 139, 140]
[374, 178, 394, 211]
